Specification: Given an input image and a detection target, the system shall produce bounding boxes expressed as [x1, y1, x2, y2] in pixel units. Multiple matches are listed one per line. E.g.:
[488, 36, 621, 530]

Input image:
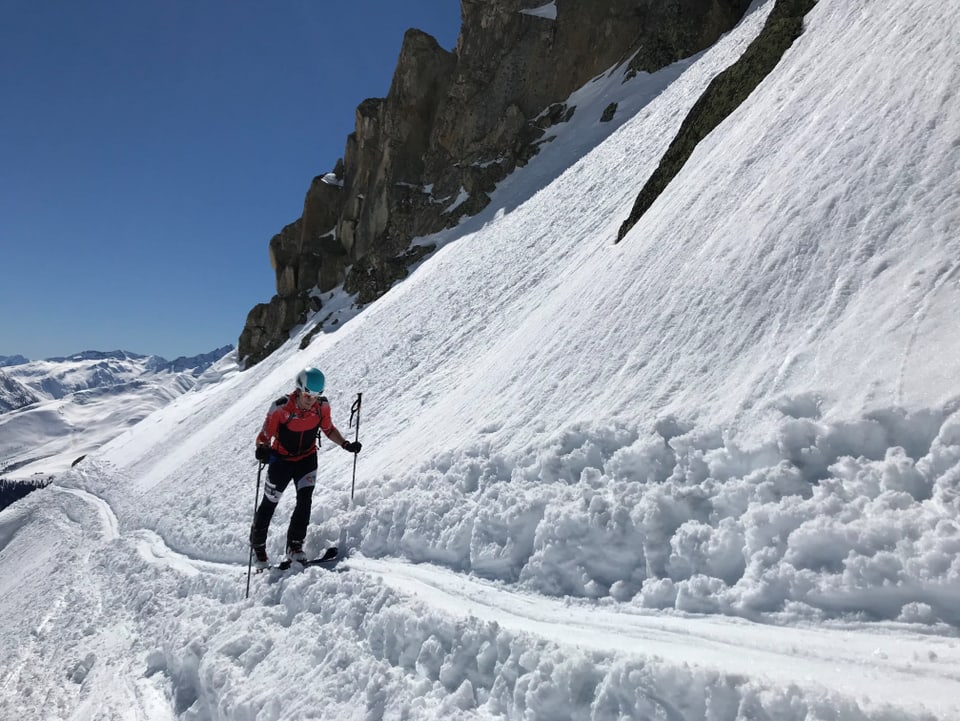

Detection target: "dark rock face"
[238, 291, 312, 369]
[617, 0, 817, 242]
[239, 0, 753, 368]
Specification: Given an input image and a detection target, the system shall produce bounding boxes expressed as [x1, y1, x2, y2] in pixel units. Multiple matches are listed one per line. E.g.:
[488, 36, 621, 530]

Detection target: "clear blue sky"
[0, 1, 461, 361]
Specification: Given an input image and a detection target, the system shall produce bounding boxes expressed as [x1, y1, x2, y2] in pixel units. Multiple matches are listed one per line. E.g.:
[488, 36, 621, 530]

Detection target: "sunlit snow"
[2, 1, 959, 719]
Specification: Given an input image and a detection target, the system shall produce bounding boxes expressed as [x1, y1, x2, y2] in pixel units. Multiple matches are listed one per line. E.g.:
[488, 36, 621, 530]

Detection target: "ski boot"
[285, 541, 308, 565]
[252, 544, 269, 571]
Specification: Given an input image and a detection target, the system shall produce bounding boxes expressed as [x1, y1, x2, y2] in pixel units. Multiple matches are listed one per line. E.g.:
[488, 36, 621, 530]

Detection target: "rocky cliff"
[239, 0, 753, 368]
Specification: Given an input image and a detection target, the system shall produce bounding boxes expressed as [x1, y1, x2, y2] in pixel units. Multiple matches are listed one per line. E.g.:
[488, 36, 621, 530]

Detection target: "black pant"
[250, 454, 317, 550]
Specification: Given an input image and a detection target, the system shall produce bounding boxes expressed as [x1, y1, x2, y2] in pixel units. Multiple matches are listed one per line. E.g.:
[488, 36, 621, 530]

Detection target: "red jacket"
[256, 393, 338, 461]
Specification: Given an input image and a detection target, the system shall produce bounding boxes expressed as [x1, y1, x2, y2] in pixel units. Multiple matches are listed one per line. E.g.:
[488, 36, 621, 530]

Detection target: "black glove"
[342, 440, 362, 454]
[255, 445, 272, 462]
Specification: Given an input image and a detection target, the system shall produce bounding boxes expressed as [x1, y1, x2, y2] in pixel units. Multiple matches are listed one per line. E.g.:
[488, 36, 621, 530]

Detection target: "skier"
[249, 367, 361, 568]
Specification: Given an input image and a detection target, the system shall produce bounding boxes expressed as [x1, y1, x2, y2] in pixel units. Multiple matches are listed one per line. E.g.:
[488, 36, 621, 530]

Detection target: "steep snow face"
[3, 1, 960, 720]
[610, 0, 960, 432]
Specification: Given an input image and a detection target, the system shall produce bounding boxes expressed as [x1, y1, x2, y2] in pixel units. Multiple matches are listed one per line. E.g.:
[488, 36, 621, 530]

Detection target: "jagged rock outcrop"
[239, 0, 753, 368]
[238, 174, 344, 366]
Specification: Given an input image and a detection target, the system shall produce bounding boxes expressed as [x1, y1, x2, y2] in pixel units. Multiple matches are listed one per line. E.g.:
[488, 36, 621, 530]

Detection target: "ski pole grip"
[349, 392, 362, 431]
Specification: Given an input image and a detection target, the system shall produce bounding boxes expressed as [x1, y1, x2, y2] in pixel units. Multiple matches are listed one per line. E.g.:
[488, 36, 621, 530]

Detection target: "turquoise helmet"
[295, 367, 325, 395]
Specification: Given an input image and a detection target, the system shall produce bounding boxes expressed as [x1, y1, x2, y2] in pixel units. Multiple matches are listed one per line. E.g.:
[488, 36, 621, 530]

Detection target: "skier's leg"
[286, 457, 317, 551]
[250, 461, 293, 548]
[287, 485, 315, 549]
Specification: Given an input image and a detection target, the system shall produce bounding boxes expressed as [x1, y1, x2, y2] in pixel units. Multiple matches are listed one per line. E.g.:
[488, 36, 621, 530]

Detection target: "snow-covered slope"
[2, 1, 959, 719]
[0, 347, 235, 480]
[0, 370, 40, 415]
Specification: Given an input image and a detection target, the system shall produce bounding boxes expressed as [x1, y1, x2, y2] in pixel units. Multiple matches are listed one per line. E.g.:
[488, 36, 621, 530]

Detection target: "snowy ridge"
[0, 370, 39, 413]
[0, 346, 236, 480]
[2, 0, 960, 719]
[2, 346, 234, 403]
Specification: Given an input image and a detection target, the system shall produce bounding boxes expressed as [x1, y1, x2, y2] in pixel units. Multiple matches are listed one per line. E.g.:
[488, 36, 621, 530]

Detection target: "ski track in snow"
[348, 557, 960, 717]
[132, 528, 236, 577]
[48, 485, 960, 719]
[56, 485, 121, 541]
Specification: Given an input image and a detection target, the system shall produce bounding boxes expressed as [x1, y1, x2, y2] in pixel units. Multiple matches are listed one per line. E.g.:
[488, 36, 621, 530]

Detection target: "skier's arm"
[326, 426, 349, 447]
[256, 404, 286, 447]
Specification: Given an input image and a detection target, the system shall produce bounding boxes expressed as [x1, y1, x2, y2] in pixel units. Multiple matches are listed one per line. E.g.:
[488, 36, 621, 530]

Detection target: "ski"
[273, 545, 340, 571]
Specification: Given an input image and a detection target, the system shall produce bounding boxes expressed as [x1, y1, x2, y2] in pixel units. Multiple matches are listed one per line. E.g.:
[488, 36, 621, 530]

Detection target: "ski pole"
[349, 392, 362, 500]
[245, 461, 265, 599]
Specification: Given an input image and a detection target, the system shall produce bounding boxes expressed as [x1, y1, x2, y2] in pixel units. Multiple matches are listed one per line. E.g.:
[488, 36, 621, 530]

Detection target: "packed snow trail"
[0, 487, 177, 721]
[349, 556, 960, 719]
[12, 485, 956, 720]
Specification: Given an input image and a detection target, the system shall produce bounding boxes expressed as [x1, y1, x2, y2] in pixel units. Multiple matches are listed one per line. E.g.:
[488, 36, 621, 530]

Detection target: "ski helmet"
[295, 367, 325, 395]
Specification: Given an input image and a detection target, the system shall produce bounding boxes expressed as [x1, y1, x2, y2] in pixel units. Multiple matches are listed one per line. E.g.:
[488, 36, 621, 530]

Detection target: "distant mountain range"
[0, 346, 235, 482]
[0, 355, 30, 367]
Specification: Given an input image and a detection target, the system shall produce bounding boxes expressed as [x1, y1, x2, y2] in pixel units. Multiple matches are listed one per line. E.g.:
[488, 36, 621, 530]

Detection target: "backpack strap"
[315, 396, 329, 444]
